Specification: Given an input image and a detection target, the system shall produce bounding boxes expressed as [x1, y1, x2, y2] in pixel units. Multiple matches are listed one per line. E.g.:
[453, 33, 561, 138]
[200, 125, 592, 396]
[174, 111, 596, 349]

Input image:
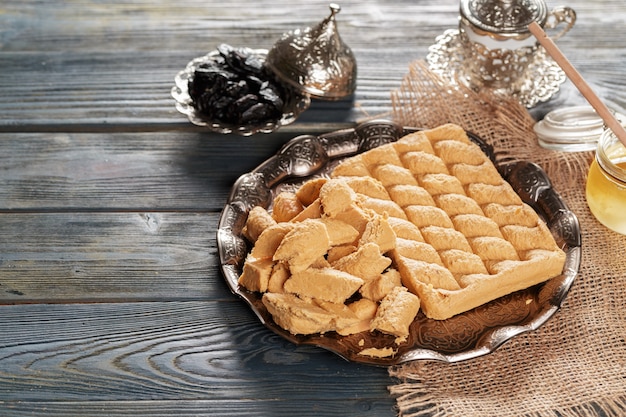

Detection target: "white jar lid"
[534, 105, 626, 152]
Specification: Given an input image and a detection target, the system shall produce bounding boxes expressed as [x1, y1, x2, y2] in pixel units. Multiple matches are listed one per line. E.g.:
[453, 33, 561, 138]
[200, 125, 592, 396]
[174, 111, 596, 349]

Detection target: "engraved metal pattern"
[553, 211, 582, 248]
[265, 4, 357, 99]
[277, 135, 328, 177]
[543, 6, 577, 41]
[459, 28, 537, 89]
[229, 173, 273, 209]
[217, 120, 581, 366]
[355, 122, 405, 152]
[415, 313, 484, 353]
[504, 161, 552, 203]
[317, 129, 361, 158]
[462, 0, 546, 33]
[427, 29, 566, 108]
[217, 228, 248, 266]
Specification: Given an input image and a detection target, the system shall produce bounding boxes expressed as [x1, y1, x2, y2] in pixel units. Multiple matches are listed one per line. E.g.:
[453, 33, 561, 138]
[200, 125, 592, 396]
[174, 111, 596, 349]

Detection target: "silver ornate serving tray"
[217, 120, 581, 366]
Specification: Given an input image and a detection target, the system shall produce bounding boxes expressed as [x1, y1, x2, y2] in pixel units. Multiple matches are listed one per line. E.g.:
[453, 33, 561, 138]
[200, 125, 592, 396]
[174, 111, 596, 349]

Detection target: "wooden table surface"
[1, 1, 624, 416]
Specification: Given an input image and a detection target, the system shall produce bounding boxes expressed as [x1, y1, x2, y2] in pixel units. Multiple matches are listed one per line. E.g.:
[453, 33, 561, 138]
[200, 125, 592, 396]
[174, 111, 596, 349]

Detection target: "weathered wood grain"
[0, 301, 396, 415]
[0, 400, 398, 417]
[0, 131, 296, 211]
[0, 212, 232, 302]
[1, 0, 623, 130]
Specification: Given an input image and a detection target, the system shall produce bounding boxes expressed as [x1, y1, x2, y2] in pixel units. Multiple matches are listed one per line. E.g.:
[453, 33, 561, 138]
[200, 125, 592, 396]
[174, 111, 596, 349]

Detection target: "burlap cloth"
[387, 61, 626, 417]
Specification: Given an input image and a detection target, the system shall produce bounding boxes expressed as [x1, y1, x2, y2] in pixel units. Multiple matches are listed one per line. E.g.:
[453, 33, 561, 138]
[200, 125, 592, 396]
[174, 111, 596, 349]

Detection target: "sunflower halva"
[238, 123, 566, 342]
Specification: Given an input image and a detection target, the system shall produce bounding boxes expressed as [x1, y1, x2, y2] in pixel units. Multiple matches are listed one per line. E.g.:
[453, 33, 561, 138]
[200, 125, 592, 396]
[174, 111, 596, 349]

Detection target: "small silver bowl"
[266, 3, 357, 100]
[172, 4, 355, 135]
[171, 48, 311, 136]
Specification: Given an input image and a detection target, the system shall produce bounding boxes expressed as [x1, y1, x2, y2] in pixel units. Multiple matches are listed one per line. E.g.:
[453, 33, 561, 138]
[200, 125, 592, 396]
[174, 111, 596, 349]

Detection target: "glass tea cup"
[458, 0, 576, 90]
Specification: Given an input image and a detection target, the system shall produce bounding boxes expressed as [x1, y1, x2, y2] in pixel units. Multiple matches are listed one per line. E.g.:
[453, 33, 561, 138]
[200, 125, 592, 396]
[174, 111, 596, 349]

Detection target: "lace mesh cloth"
[387, 60, 626, 417]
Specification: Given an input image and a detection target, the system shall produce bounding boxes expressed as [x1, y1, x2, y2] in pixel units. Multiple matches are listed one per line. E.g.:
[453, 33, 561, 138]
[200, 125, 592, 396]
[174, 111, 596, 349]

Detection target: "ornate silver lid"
[460, 0, 548, 35]
[266, 3, 357, 100]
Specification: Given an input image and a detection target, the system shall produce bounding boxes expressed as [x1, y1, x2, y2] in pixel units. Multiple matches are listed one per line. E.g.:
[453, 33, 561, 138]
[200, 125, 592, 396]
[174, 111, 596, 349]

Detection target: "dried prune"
[240, 103, 272, 124]
[259, 86, 284, 110]
[218, 44, 264, 75]
[188, 43, 290, 128]
[224, 80, 249, 98]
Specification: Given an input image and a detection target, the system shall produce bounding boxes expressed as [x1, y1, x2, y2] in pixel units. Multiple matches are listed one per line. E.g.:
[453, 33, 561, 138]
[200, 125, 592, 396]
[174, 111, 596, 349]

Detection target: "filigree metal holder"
[427, 29, 566, 108]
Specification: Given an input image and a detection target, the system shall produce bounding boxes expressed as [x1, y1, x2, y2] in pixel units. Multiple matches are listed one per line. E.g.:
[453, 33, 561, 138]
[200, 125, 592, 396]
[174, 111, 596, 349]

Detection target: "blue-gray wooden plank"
[0, 301, 398, 416]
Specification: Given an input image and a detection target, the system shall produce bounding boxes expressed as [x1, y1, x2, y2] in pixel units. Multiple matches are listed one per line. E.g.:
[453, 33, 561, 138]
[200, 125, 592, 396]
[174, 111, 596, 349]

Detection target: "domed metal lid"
[460, 0, 548, 35]
[266, 3, 357, 100]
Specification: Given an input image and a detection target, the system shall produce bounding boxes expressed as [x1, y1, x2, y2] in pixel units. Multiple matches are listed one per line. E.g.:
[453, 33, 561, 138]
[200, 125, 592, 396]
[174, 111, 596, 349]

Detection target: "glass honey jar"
[585, 127, 626, 235]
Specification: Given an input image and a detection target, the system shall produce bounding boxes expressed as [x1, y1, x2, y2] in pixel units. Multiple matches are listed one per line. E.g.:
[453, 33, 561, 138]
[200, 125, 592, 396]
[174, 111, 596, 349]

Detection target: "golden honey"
[585, 129, 626, 235]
